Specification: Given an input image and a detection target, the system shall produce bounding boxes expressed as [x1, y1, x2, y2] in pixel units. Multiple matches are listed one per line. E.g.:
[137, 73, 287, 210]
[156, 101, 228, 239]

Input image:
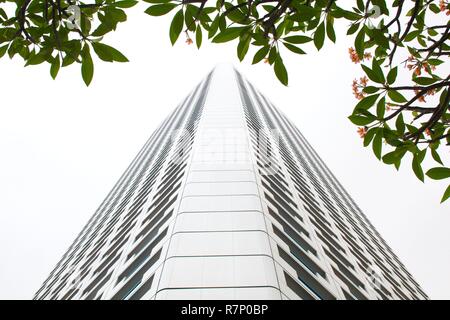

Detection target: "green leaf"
[426, 167, 450, 180]
[224, 2, 249, 25]
[396, 113, 405, 135]
[0, 45, 7, 59]
[382, 151, 397, 164]
[387, 67, 397, 85]
[431, 148, 443, 165]
[371, 59, 385, 84]
[326, 15, 336, 43]
[282, 42, 306, 55]
[81, 45, 94, 86]
[357, 0, 365, 11]
[347, 22, 360, 35]
[313, 22, 325, 50]
[50, 55, 60, 80]
[388, 90, 407, 103]
[0, 8, 7, 20]
[412, 153, 424, 182]
[333, 8, 361, 20]
[428, 59, 444, 66]
[404, 30, 420, 42]
[143, 0, 170, 3]
[414, 77, 438, 86]
[252, 46, 269, 64]
[208, 14, 220, 39]
[354, 27, 365, 58]
[237, 34, 251, 61]
[441, 185, 450, 203]
[382, 149, 406, 165]
[348, 115, 374, 126]
[274, 56, 288, 86]
[361, 64, 383, 84]
[109, 47, 128, 63]
[212, 27, 244, 43]
[290, 3, 319, 21]
[376, 97, 386, 119]
[268, 46, 277, 64]
[283, 35, 312, 44]
[372, 128, 383, 160]
[368, 28, 389, 49]
[363, 86, 379, 94]
[92, 42, 128, 62]
[417, 148, 427, 163]
[196, 25, 202, 49]
[113, 0, 139, 8]
[218, 14, 226, 32]
[104, 7, 127, 23]
[355, 94, 380, 111]
[364, 127, 377, 146]
[429, 3, 441, 13]
[62, 53, 77, 68]
[91, 23, 113, 37]
[145, 3, 177, 16]
[169, 9, 184, 45]
[91, 42, 113, 62]
[25, 50, 49, 66]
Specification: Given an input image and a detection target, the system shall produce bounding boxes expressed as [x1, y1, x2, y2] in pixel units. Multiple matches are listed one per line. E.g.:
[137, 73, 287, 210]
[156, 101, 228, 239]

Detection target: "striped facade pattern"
[34, 65, 427, 300]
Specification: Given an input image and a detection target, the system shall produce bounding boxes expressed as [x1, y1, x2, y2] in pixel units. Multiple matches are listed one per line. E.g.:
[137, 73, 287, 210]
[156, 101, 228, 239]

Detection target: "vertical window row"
[35, 72, 212, 300]
[236, 70, 339, 301]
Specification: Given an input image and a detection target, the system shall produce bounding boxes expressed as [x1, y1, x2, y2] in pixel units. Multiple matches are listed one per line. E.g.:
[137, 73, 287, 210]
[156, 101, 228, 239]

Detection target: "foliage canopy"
[1, 0, 449, 202]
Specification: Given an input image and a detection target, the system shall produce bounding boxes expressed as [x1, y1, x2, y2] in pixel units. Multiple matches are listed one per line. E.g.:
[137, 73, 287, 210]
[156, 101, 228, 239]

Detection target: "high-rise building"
[34, 65, 427, 300]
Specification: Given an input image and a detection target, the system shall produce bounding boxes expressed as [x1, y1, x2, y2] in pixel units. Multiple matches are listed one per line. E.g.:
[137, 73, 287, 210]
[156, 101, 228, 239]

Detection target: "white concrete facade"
[34, 65, 428, 300]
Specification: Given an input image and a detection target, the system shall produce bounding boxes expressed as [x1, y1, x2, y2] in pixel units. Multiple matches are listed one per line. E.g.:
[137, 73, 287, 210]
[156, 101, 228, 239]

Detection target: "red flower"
[351, 77, 368, 100]
[414, 89, 426, 103]
[348, 47, 372, 64]
[360, 76, 369, 87]
[357, 127, 367, 138]
[414, 66, 422, 76]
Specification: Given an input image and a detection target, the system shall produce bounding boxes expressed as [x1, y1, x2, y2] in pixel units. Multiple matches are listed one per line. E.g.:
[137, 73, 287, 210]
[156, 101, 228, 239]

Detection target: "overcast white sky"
[0, 6, 449, 300]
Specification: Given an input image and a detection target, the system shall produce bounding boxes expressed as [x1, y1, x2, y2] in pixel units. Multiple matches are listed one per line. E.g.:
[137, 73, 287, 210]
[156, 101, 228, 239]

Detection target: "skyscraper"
[34, 65, 428, 300]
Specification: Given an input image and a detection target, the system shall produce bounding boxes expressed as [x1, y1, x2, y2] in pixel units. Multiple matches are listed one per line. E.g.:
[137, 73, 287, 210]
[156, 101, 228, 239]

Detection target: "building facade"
[34, 65, 428, 300]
